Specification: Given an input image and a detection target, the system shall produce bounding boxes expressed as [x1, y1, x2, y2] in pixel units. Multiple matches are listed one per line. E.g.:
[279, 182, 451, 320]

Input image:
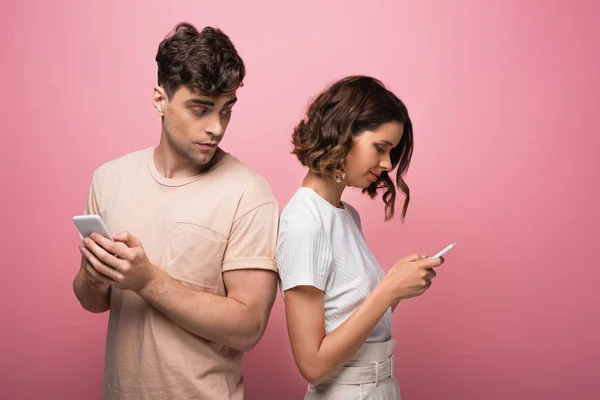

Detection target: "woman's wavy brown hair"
[292, 75, 414, 221]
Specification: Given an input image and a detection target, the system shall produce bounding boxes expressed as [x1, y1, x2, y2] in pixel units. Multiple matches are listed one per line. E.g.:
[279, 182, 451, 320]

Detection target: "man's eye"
[191, 108, 209, 116]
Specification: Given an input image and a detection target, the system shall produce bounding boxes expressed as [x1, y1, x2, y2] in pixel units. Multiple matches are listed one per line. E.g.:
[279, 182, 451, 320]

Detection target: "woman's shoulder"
[280, 188, 334, 236]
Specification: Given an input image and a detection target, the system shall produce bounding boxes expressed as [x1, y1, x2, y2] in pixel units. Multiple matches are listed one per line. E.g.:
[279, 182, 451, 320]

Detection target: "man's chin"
[191, 148, 221, 167]
[192, 154, 214, 166]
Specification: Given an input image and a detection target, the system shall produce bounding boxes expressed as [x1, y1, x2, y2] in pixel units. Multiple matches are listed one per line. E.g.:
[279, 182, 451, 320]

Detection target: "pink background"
[2, 0, 599, 399]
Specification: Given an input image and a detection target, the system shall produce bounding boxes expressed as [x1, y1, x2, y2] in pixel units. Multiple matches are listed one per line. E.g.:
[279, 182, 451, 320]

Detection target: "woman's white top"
[276, 187, 392, 343]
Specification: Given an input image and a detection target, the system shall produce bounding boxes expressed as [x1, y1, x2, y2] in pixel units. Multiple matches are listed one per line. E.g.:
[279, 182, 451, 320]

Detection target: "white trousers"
[304, 339, 401, 400]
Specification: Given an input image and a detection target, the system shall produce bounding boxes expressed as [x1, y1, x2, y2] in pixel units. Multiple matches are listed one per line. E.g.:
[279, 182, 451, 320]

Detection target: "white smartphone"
[432, 242, 456, 258]
[73, 214, 114, 242]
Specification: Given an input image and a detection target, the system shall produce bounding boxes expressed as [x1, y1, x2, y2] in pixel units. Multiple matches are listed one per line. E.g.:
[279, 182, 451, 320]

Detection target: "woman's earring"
[334, 164, 346, 183]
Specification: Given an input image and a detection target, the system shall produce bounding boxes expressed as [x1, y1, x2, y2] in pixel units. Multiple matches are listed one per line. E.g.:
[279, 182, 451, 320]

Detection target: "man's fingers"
[84, 238, 121, 269]
[91, 260, 124, 282]
[81, 244, 124, 281]
[90, 233, 119, 253]
[83, 256, 115, 284]
[113, 231, 140, 248]
[113, 242, 133, 261]
[84, 263, 115, 285]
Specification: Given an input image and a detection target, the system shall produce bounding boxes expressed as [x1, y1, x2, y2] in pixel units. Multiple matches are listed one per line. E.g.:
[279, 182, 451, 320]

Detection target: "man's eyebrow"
[186, 99, 215, 106]
[186, 97, 238, 107]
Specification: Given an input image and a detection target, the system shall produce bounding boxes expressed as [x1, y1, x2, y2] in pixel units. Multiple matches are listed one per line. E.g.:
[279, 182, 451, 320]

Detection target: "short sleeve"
[221, 201, 279, 273]
[276, 214, 333, 292]
[84, 170, 101, 215]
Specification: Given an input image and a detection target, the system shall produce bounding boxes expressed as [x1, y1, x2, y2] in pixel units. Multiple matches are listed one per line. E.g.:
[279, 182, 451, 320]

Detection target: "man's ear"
[153, 85, 168, 116]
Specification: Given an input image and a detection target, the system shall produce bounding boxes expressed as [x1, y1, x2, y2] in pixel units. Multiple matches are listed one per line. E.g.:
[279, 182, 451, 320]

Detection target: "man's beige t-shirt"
[84, 147, 279, 400]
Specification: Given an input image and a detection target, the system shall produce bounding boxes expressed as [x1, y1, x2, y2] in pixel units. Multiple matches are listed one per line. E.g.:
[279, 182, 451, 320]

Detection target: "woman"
[276, 76, 444, 399]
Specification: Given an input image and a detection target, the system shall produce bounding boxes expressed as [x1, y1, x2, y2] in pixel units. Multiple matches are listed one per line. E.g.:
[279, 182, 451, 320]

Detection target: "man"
[73, 22, 279, 399]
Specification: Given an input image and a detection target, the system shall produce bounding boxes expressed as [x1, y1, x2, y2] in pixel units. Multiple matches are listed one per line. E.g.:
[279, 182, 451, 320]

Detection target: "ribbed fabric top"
[276, 187, 392, 343]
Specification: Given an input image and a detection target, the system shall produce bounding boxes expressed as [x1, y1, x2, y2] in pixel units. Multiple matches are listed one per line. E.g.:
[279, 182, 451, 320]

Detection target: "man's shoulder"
[221, 155, 276, 203]
[93, 148, 149, 180]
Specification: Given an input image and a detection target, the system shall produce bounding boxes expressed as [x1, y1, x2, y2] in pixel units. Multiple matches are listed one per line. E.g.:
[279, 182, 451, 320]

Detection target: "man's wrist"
[138, 265, 167, 299]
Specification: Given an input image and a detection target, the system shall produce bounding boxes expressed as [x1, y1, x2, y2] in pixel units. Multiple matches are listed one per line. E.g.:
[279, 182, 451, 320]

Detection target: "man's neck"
[153, 141, 225, 180]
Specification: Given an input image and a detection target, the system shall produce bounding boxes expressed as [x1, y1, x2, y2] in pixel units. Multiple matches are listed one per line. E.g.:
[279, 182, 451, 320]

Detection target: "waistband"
[322, 339, 396, 386]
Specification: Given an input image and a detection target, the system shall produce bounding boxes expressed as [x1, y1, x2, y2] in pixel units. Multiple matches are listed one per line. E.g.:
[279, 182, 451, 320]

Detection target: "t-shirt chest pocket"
[158, 222, 228, 291]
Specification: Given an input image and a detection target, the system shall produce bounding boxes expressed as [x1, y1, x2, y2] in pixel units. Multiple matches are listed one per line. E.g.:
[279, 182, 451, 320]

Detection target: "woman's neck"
[302, 170, 346, 208]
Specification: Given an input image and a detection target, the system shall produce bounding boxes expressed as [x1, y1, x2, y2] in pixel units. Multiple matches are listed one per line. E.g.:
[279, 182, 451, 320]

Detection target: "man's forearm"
[139, 270, 265, 352]
[73, 268, 111, 313]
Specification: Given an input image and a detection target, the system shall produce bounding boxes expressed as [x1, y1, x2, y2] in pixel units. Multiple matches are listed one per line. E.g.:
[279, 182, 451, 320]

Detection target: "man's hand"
[80, 231, 158, 293]
[80, 256, 113, 291]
